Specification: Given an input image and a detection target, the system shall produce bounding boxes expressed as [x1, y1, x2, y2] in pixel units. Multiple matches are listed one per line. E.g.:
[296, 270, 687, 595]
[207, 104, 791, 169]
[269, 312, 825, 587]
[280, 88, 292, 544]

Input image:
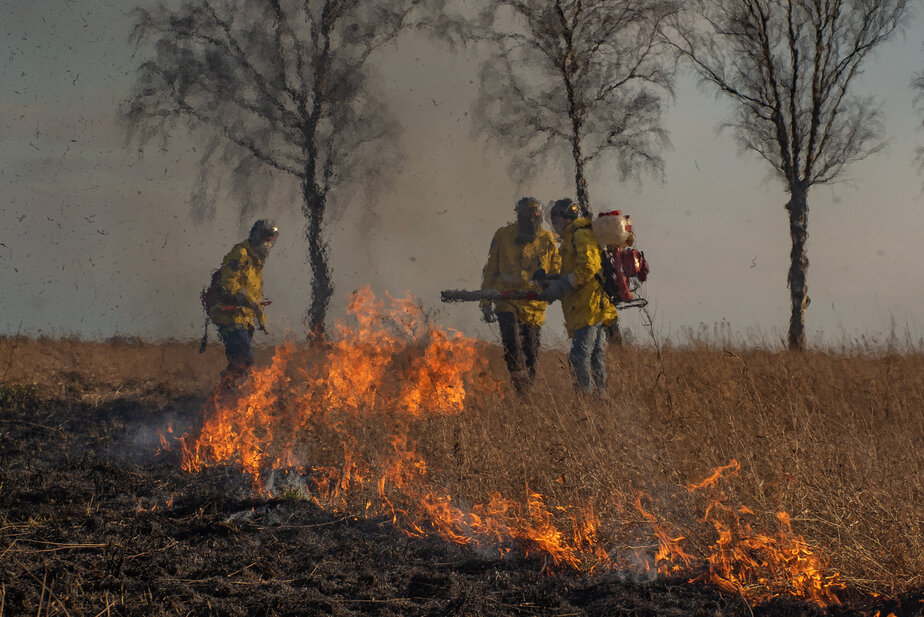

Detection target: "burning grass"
[1, 292, 923, 614]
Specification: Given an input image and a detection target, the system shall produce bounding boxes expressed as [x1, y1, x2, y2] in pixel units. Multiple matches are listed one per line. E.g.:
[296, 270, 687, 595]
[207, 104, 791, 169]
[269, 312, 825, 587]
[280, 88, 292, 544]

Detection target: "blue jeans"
[569, 324, 607, 395]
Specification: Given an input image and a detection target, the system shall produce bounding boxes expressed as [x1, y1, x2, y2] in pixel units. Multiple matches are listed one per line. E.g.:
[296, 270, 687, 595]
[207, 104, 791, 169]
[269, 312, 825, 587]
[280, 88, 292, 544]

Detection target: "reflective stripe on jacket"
[558, 218, 617, 337]
[207, 240, 265, 330]
[480, 222, 561, 327]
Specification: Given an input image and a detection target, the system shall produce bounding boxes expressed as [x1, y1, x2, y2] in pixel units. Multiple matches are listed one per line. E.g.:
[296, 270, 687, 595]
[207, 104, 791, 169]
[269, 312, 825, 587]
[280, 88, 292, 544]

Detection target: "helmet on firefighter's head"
[549, 198, 580, 222]
[515, 196, 542, 213]
[249, 219, 279, 246]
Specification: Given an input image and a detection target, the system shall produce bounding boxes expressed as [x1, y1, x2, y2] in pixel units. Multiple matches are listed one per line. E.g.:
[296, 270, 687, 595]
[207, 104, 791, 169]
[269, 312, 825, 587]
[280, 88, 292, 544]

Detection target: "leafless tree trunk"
[786, 188, 809, 350]
[124, 0, 418, 338]
[303, 183, 332, 341]
[554, 1, 593, 216]
[667, 0, 910, 350]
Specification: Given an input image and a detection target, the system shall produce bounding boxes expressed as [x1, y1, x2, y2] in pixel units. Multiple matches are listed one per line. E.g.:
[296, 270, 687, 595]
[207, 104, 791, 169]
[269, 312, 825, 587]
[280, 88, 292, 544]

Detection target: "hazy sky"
[2, 0, 922, 349]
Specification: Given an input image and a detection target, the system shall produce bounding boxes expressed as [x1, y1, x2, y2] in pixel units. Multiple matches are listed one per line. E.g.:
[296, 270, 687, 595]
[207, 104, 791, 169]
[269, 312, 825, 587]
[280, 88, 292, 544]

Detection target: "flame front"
[172, 289, 844, 607]
[686, 459, 844, 606]
[182, 288, 491, 480]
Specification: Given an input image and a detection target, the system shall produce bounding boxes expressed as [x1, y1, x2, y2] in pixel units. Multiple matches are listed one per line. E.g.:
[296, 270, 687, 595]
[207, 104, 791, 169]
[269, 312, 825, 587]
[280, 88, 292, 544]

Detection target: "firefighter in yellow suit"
[209, 219, 278, 385]
[541, 199, 617, 397]
[480, 197, 561, 391]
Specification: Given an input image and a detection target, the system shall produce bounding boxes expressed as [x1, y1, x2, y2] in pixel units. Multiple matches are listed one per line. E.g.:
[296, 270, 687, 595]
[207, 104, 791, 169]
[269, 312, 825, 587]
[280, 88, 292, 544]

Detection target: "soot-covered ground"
[1, 396, 921, 617]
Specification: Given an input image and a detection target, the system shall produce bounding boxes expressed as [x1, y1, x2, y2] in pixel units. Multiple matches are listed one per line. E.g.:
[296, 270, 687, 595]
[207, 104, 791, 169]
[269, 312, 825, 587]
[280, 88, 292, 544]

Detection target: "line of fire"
[160, 287, 852, 610]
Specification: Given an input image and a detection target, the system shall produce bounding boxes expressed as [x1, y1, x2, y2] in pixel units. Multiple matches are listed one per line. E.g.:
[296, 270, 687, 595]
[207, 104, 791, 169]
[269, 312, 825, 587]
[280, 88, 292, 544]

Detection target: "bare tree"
[123, 0, 421, 338]
[666, 0, 910, 350]
[447, 0, 678, 216]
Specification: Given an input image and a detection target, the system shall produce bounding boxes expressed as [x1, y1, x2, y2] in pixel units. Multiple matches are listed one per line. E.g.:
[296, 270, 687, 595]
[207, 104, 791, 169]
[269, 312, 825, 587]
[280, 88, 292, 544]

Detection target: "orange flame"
[175, 290, 845, 607]
[634, 494, 695, 575]
[688, 460, 844, 606]
[182, 289, 495, 481]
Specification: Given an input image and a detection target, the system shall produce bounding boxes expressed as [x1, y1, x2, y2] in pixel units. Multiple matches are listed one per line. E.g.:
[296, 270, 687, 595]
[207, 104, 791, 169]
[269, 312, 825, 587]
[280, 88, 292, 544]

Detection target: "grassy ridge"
[2, 335, 921, 596]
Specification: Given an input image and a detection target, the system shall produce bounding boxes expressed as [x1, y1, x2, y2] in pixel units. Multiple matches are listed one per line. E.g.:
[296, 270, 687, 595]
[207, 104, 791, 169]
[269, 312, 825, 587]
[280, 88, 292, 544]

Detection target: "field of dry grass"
[0, 336, 238, 403]
[2, 333, 922, 604]
[468, 344, 924, 596]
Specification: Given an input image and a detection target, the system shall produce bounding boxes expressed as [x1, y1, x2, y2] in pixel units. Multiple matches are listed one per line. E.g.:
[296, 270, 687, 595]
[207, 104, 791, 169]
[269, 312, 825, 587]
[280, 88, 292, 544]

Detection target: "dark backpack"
[199, 267, 223, 353]
[201, 267, 223, 313]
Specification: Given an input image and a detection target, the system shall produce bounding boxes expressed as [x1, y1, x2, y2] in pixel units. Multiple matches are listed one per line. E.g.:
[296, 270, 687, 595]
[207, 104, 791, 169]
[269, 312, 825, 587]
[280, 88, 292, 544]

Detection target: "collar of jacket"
[241, 239, 264, 267]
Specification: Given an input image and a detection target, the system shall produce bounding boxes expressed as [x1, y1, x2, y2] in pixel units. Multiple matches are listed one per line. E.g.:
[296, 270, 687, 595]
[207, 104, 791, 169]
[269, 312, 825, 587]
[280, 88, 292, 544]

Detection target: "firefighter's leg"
[497, 311, 524, 372]
[218, 325, 254, 386]
[569, 325, 599, 394]
[520, 322, 541, 382]
[590, 325, 609, 397]
[497, 312, 527, 391]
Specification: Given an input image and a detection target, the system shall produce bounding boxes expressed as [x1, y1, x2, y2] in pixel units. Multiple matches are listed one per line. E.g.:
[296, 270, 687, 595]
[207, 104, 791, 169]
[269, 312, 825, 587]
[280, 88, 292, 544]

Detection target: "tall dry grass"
[418, 344, 924, 596]
[0, 335, 274, 403]
[2, 334, 921, 596]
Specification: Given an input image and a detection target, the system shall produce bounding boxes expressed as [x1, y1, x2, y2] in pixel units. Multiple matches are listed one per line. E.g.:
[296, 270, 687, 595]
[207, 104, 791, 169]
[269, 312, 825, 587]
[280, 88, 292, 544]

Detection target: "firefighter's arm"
[539, 275, 573, 301]
[256, 308, 268, 332]
[546, 237, 562, 276]
[572, 229, 602, 287]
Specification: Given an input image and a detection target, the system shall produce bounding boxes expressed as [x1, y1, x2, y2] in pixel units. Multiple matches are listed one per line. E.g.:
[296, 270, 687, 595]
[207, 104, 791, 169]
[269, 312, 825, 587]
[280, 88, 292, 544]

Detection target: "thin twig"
[12, 543, 108, 554]
[21, 541, 107, 548]
[0, 541, 17, 561]
[35, 568, 46, 617]
[224, 561, 257, 578]
[305, 561, 322, 579]
[341, 597, 432, 604]
[91, 593, 116, 617]
[21, 563, 72, 617]
[126, 541, 177, 560]
[92, 591, 114, 617]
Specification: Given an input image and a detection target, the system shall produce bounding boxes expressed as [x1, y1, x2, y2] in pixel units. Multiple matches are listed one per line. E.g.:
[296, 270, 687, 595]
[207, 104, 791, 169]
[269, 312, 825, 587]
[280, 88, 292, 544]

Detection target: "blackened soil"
[0, 398, 920, 616]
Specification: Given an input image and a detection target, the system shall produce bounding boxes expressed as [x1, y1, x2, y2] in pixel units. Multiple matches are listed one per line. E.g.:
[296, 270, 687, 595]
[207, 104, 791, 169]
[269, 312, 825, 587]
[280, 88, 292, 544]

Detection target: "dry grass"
[0, 335, 273, 405]
[2, 334, 922, 597]
[392, 343, 923, 597]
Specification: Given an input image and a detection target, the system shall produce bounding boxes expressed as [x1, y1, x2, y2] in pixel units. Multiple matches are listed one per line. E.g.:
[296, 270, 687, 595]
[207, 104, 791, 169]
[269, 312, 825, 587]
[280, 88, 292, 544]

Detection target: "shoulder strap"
[569, 221, 595, 256]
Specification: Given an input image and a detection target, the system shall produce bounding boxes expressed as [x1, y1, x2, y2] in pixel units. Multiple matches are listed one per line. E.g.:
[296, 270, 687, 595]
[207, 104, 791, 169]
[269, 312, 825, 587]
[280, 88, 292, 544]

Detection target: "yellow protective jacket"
[558, 218, 617, 337]
[480, 222, 561, 327]
[207, 240, 266, 330]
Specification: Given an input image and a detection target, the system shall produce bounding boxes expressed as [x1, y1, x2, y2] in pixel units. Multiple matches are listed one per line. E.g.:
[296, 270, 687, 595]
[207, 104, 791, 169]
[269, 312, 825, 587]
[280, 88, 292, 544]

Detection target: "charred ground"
[0, 397, 745, 616]
[0, 336, 922, 616]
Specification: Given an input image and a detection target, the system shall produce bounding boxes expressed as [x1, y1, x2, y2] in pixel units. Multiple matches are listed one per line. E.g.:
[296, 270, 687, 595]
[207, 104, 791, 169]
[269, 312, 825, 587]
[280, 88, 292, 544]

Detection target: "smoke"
[112, 398, 202, 465]
[4, 2, 924, 348]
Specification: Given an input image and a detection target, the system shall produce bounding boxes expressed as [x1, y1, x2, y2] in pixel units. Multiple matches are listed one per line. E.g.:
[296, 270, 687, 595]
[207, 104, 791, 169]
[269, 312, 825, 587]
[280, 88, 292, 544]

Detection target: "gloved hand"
[539, 275, 574, 302]
[233, 292, 262, 312]
[481, 306, 497, 323]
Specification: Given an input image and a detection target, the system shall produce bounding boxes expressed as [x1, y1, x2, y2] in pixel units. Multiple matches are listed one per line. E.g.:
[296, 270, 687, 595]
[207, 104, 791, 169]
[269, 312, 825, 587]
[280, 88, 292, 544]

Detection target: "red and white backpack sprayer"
[591, 210, 649, 306]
